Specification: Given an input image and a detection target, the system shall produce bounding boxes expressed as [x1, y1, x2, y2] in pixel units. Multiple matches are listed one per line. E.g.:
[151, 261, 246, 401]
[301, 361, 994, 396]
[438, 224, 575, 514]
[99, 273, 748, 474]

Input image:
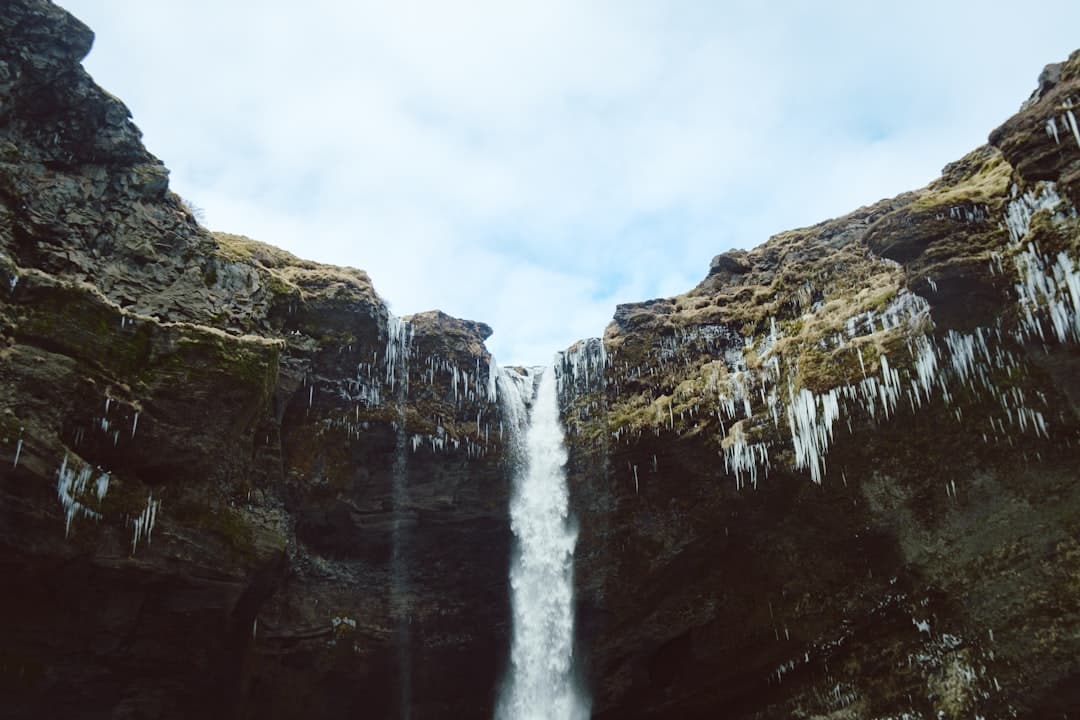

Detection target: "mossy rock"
[171, 500, 257, 557]
[911, 147, 1011, 212]
[13, 278, 154, 376]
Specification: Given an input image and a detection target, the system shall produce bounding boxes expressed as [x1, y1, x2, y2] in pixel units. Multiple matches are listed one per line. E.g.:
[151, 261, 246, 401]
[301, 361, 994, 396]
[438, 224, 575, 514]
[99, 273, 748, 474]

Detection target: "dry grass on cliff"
[211, 232, 377, 305]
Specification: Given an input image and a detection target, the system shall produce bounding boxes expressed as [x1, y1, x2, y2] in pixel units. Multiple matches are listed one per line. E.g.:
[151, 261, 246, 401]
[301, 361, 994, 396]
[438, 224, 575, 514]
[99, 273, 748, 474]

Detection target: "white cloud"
[59, 0, 1080, 363]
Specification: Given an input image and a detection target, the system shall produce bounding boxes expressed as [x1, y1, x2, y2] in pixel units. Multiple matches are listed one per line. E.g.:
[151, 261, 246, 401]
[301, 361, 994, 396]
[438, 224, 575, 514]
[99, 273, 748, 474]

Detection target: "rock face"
[2, 2, 1080, 719]
[561, 53, 1080, 719]
[1, 3, 511, 718]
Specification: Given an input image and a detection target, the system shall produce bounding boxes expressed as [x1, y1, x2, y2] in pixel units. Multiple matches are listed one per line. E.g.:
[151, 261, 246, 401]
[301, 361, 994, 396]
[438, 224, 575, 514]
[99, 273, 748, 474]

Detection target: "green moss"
[98, 476, 152, 517]
[15, 282, 154, 376]
[150, 328, 280, 410]
[0, 414, 24, 444]
[796, 343, 875, 393]
[317, 331, 359, 347]
[0, 140, 20, 162]
[264, 271, 298, 298]
[871, 288, 898, 312]
[911, 150, 1010, 212]
[171, 500, 256, 556]
[211, 232, 306, 268]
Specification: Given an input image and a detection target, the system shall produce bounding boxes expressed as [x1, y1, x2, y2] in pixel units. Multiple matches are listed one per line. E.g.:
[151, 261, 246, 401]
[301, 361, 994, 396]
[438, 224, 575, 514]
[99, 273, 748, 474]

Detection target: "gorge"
[2, 1, 1080, 719]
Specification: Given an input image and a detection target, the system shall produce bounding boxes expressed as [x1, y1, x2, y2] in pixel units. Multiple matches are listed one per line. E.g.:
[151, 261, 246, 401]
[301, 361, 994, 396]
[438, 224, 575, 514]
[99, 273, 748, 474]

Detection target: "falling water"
[387, 314, 413, 720]
[497, 366, 588, 720]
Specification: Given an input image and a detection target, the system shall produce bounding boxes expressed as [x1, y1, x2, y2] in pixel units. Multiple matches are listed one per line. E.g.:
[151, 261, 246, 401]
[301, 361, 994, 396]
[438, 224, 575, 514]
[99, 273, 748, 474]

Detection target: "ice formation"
[55, 454, 109, 537]
[384, 313, 412, 391]
[131, 493, 160, 554]
[1003, 182, 1080, 343]
[556, 338, 608, 401]
[722, 424, 770, 489]
[558, 187, 1078, 487]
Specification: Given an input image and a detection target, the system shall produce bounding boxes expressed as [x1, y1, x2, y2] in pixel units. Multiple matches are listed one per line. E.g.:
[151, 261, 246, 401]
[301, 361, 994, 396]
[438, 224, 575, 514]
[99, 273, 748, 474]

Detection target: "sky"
[58, 1, 1080, 365]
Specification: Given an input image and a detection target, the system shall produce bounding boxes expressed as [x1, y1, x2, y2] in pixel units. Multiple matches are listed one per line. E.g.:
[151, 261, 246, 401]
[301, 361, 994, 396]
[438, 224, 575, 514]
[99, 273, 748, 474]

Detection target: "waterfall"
[392, 396, 411, 720]
[497, 366, 588, 720]
[387, 314, 413, 720]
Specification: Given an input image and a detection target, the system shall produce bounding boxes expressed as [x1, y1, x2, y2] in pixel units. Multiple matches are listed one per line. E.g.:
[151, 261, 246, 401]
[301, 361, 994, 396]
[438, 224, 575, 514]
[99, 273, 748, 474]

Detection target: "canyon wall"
[1, 2, 1079, 719]
[562, 53, 1080, 720]
[1, 3, 510, 717]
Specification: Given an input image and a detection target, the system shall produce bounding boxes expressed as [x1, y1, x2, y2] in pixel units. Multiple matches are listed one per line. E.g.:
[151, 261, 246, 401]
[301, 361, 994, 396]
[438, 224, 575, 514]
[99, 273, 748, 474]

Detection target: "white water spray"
[497, 367, 588, 720]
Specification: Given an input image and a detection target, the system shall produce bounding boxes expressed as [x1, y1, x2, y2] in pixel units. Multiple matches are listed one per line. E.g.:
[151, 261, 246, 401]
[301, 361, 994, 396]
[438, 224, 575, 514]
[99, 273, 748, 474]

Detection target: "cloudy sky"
[60, 1, 1080, 364]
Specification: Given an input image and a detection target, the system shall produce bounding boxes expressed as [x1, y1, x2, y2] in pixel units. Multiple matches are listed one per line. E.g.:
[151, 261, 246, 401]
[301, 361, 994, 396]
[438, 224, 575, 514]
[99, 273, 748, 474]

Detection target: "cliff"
[0, 3, 510, 718]
[1, 1, 1079, 719]
[561, 52, 1080, 719]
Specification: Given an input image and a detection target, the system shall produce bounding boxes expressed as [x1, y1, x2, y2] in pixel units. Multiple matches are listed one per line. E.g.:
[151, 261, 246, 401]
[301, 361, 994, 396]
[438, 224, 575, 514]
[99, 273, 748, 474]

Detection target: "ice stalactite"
[1065, 102, 1080, 148]
[1003, 182, 1080, 344]
[723, 423, 770, 489]
[1046, 116, 1061, 144]
[787, 386, 841, 485]
[55, 455, 110, 537]
[130, 493, 159, 554]
[385, 312, 413, 392]
[556, 337, 608, 402]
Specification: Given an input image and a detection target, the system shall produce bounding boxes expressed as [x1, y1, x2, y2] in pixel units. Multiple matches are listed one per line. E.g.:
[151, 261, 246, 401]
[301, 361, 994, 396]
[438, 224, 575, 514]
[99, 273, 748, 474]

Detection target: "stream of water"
[496, 367, 588, 720]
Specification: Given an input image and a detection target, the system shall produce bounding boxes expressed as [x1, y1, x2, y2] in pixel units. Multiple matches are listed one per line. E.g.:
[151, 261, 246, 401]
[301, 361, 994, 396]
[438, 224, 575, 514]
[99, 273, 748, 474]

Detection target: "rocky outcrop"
[562, 51, 1080, 720]
[0, 3, 511, 718]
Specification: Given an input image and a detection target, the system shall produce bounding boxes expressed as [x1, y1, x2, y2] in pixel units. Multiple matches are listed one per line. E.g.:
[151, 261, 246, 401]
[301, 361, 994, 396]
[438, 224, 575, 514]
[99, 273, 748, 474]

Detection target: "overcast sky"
[59, 1, 1080, 364]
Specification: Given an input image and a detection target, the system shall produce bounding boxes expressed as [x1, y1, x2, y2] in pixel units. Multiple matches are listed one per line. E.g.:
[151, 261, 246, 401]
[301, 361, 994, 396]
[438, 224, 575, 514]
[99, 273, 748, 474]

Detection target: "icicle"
[55, 455, 106, 537]
[723, 424, 770, 489]
[487, 355, 499, 403]
[1067, 108, 1080, 149]
[384, 314, 413, 392]
[786, 387, 840, 484]
[1046, 116, 1061, 144]
[131, 493, 161, 554]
